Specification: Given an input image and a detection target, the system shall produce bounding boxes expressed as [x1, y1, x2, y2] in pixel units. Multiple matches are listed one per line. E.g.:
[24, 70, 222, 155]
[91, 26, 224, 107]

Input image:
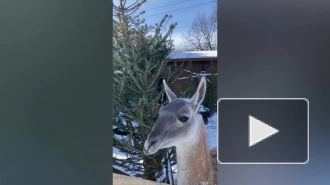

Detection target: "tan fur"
[210, 147, 218, 173]
[176, 119, 217, 185]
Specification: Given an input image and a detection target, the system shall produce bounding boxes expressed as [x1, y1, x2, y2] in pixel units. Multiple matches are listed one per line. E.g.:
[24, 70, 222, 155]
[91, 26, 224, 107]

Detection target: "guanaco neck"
[175, 117, 216, 185]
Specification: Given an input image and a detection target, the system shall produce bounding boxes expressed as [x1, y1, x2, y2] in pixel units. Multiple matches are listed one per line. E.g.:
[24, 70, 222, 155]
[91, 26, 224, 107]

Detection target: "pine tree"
[113, 0, 181, 181]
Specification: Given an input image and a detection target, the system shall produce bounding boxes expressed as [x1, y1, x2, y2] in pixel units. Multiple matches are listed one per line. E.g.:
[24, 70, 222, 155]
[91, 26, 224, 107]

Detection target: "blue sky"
[113, 0, 217, 46]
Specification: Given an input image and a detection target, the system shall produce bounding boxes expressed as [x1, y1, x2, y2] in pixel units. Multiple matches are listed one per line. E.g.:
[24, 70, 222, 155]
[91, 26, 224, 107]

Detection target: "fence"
[113, 174, 168, 185]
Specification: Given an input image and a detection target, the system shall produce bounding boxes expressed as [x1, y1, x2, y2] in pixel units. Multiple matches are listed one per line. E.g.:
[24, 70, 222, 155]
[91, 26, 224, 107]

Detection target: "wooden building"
[166, 51, 217, 96]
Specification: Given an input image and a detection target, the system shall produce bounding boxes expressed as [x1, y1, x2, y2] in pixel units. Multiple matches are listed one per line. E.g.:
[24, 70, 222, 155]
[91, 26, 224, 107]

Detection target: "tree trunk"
[143, 151, 165, 181]
[143, 157, 157, 181]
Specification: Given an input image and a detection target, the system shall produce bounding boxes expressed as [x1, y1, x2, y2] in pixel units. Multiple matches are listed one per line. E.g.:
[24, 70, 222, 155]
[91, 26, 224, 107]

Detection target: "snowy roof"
[168, 51, 217, 60]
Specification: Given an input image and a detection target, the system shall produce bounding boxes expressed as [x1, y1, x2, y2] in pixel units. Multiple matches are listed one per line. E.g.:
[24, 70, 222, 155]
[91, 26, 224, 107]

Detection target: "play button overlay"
[217, 98, 309, 164]
[249, 115, 279, 147]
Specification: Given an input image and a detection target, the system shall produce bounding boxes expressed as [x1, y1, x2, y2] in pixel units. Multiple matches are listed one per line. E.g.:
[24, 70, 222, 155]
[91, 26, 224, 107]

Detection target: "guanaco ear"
[190, 77, 207, 112]
[163, 79, 177, 102]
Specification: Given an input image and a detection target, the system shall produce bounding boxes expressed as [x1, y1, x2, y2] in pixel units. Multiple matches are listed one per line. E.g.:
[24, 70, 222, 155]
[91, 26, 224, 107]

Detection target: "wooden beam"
[113, 174, 168, 185]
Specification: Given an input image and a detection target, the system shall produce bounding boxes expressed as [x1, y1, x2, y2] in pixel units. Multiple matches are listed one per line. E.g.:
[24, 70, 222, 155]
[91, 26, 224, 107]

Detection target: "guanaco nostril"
[148, 140, 157, 150]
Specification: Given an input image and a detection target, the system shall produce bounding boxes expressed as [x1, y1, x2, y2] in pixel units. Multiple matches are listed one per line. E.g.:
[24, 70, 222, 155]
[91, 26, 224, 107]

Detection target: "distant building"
[165, 51, 217, 96]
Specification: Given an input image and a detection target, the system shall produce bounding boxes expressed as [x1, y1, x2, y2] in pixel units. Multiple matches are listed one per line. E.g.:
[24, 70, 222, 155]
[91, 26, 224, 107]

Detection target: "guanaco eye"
[178, 116, 189, 122]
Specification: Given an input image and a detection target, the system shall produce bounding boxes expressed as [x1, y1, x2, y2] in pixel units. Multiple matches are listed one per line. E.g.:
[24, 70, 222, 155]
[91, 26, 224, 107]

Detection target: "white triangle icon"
[249, 115, 279, 147]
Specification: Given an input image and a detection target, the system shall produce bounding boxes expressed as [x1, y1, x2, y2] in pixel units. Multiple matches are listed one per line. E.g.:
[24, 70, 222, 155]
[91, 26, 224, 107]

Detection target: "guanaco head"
[144, 77, 207, 155]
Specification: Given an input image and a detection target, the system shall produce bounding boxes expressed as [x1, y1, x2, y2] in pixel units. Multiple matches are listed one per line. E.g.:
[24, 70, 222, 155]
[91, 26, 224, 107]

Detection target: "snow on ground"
[113, 165, 134, 176]
[204, 113, 217, 149]
[113, 113, 218, 177]
[113, 147, 142, 163]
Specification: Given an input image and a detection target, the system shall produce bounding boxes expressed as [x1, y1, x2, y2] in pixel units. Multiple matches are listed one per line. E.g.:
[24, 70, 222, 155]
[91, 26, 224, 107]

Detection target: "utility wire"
[142, 1, 216, 18]
[142, 0, 191, 11]
[175, 25, 191, 30]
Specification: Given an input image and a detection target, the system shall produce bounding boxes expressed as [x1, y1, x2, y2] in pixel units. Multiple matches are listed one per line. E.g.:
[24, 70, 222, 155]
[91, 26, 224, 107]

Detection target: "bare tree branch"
[180, 9, 217, 51]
